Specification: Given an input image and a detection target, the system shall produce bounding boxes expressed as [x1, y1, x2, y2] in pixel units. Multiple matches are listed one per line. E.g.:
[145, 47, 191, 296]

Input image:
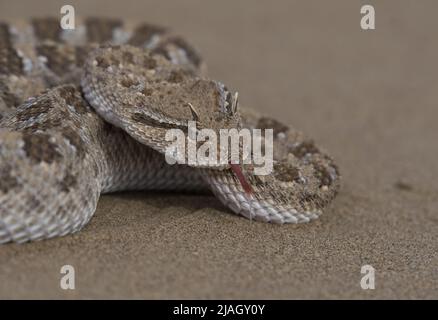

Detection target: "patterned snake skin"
[0, 17, 340, 243]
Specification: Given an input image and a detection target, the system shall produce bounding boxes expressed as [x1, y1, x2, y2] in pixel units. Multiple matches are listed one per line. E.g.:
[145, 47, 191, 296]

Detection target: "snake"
[0, 17, 340, 243]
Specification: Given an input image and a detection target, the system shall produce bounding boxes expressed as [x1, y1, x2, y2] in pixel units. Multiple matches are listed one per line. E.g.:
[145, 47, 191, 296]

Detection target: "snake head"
[83, 45, 241, 134]
[180, 78, 241, 132]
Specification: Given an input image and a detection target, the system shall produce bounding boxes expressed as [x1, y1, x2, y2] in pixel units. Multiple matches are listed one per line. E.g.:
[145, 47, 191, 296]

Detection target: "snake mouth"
[229, 163, 253, 195]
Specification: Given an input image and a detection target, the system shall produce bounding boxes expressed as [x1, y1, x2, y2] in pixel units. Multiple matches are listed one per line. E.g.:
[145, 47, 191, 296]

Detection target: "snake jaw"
[229, 163, 253, 195]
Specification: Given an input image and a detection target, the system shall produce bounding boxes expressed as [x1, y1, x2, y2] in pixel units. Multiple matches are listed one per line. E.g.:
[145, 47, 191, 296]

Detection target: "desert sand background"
[0, 0, 437, 299]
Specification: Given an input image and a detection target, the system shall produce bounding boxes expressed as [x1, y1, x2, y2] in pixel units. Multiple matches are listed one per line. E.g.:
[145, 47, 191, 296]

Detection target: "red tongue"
[230, 164, 253, 195]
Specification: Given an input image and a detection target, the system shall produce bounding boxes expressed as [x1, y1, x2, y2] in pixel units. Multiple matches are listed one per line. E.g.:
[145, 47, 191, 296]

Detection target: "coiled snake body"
[0, 18, 340, 243]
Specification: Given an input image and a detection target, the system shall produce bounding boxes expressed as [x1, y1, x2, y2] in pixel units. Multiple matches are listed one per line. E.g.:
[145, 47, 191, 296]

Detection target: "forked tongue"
[230, 164, 253, 195]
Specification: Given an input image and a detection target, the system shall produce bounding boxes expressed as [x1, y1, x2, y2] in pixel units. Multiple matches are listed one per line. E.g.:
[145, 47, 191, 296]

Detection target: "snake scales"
[0, 17, 340, 243]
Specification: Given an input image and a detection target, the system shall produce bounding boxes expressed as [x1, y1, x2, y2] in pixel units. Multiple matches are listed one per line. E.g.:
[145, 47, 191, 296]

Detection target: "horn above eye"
[187, 102, 199, 121]
[232, 92, 239, 114]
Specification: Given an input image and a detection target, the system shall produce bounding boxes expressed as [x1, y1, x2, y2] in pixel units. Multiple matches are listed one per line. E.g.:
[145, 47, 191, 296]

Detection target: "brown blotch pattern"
[274, 162, 301, 183]
[257, 117, 289, 136]
[85, 17, 122, 43]
[128, 23, 167, 47]
[0, 23, 11, 46]
[312, 160, 338, 187]
[141, 87, 153, 96]
[59, 171, 78, 192]
[291, 140, 319, 158]
[120, 76, 138, 88]
[27, 194, 41, 210]
[95, 55, 111, 68]
[0, 45, 24, 75]
[20, 107, 68, 132]
[167, 70, 186, 83]
[143, 56, 157, 69]
[122, 51, 134, 64]
[36, 43, 75, 76]
[22, 132, 62, 164]
[0, 81, 21, 108]
[58, 86, 89, 114]
[75, 45, 92, 67]
[152, 46, 171, 64]
[158, 36, 202, 67]
[15, 98, 53, 122]
[32, 18, 61, 42]
[0, 163, 19, 193]
[313, 164, 332, 187]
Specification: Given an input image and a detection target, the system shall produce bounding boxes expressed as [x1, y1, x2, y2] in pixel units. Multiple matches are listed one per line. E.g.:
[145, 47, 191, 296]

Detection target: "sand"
[0, 0, 437, 299]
